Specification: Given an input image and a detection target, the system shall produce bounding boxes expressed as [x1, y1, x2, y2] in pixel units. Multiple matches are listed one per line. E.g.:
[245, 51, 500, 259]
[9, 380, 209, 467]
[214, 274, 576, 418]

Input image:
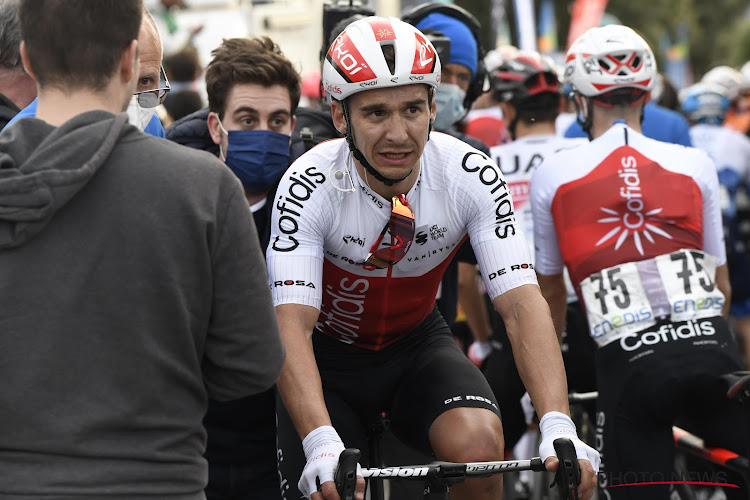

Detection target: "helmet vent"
[632, 55, 642, 69]
[598, 59, 611, 71]
[381, 43, 396, 75]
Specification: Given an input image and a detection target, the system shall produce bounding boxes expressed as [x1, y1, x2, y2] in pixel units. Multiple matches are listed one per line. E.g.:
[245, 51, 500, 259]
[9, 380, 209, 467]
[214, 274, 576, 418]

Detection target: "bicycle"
[335, 437, 583, 500]
[569, 371, 750, 500]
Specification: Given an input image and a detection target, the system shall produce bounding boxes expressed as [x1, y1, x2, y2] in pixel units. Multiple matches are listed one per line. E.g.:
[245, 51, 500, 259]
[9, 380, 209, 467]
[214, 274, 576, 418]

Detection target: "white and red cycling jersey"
[490, 134, 585, 258]
[267, 133, 536, 350]
[531, 122, 726, 344]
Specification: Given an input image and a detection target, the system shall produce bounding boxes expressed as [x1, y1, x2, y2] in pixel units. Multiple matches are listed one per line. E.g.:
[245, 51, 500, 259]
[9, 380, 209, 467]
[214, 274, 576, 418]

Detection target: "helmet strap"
[573, 94, 594, 141]
[341, 99, 412, 187]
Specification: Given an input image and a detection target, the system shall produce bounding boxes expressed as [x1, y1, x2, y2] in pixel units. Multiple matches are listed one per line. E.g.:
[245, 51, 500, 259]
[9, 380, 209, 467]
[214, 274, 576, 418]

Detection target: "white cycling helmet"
[322, 16, 441, 101]
[565, 25, 656, 98]
[701, 65, 742, 101]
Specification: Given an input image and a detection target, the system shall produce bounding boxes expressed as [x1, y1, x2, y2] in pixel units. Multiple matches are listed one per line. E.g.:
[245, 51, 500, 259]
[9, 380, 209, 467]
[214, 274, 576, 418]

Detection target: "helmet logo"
[412, 32, 437, 74]
[327, 31, 377, 83]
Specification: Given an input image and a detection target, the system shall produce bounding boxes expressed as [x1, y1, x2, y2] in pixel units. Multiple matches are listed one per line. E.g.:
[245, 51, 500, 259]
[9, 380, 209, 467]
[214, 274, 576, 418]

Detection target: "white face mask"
[433, 83, 467, 131]
[126, 95, 156, 131]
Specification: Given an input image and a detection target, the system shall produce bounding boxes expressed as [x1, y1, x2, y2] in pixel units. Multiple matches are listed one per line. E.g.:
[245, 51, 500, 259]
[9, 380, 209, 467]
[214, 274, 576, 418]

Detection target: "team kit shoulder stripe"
[326, 31, 377, 84]
[412, 32, 437, 75]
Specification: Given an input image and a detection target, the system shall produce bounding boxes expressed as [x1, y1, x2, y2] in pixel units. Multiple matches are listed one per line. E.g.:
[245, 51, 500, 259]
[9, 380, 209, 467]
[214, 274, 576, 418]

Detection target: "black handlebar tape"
[553, 438, 581, 500]
[335, 448, 361, 500]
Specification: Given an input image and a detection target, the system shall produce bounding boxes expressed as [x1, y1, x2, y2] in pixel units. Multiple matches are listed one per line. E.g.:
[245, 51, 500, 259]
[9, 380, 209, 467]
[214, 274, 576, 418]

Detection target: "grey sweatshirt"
[0, 111, 284, 499]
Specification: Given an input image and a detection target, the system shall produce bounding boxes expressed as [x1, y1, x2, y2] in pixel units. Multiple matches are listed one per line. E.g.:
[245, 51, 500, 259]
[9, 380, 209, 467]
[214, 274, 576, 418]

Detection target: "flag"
[513, 0, 537, 51]
[537, 0, 558, 54]
[566, 0, 609, 49]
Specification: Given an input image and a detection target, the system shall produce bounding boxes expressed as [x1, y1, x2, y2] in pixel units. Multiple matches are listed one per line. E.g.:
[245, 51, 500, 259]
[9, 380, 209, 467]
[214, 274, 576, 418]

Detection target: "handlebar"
[335, 438, 582, 499]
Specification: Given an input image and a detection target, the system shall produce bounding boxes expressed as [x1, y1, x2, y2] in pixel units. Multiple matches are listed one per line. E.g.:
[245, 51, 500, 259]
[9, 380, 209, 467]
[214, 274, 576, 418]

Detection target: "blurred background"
[144, 0, 750, 111]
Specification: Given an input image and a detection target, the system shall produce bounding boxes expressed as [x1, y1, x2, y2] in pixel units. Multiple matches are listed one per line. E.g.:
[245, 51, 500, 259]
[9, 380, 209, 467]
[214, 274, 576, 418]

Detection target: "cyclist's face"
[335, 84, 436, 179]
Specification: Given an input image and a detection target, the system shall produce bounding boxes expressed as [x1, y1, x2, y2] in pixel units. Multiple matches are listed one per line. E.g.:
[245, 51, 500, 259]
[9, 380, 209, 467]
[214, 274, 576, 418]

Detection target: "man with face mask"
[402, 3, 489, 155]
[4, 8, 168, 137]
[166, 35, 302, 500]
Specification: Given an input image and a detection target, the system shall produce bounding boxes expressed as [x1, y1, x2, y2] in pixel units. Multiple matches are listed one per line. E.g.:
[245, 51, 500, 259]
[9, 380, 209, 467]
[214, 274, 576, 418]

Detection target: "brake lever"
[549, 438, 581, 500]
[335, 448, 361, 500]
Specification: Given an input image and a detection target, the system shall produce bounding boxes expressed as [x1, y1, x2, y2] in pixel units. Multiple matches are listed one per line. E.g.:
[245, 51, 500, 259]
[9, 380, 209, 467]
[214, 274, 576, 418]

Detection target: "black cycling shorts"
[277, 306, 500, 500]
[595, 316, 748, 500]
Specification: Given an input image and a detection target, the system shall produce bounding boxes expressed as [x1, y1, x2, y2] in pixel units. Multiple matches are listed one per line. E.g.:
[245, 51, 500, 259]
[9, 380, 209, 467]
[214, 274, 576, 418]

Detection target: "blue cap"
[416, 12, 477, 80]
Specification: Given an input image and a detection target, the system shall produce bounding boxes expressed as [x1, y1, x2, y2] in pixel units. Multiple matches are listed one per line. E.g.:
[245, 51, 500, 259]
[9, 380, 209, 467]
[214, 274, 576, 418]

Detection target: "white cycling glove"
[299, 425, 361, 498]
[538, 411, 600, 474]
[467, 340, 492, 368]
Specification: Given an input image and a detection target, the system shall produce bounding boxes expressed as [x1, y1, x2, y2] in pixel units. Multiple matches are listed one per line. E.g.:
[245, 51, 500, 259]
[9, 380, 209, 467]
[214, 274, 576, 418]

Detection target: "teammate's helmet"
[701, 65, 742, 101]
[322, 16, 441, 101]
[492, 51, 560, 104]
[565, 25, 656, 98]
[484, 45, 518, 74]
[679, 82, 730, 125]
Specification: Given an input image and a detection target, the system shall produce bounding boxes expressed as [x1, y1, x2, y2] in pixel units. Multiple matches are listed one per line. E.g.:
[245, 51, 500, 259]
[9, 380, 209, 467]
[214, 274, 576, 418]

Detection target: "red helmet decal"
[412, 32, 436, 75]
[367, 18, 397, 41]
[327, 31, 377, 84]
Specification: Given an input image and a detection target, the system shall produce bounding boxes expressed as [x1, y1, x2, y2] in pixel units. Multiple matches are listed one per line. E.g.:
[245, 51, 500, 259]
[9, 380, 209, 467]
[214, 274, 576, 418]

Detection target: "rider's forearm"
[458, 263, 493, 342]
[275, 304, 332, 439]
[536, 272, 568, 344]
[494, 285, 570, 418]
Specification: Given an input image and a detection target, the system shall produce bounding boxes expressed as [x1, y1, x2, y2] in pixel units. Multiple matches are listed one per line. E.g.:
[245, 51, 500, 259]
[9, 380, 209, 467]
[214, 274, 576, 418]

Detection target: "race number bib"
[580, 262, 655, 347]
[654, 249, 725, 322]
[580, 249, 725, 347]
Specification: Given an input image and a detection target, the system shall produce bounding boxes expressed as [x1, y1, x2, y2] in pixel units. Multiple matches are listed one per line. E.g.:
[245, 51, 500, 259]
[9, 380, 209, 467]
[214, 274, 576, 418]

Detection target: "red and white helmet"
[322, 16, 441, 101]
[564, 25, 656, 98]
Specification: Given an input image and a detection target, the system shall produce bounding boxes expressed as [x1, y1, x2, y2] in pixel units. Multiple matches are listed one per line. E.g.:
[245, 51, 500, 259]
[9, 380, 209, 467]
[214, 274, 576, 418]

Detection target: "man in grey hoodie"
[0, 1, 285, 499]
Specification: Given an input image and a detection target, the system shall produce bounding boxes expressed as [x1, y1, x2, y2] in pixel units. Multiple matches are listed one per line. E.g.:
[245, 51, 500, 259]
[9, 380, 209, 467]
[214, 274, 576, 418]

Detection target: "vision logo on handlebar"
[335, 438, 581, 499]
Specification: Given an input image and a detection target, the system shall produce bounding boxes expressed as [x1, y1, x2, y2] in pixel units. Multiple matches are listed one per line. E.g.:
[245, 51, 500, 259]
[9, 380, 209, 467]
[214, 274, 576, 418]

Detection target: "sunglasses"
[363, 194, 416, 270]
[134, 65, 170, 108]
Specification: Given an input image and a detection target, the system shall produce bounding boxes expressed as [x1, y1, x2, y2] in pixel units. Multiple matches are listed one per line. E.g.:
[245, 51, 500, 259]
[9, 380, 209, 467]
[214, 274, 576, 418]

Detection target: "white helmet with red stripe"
[322, 16, 441, 101]
[564, 24, 656, 98]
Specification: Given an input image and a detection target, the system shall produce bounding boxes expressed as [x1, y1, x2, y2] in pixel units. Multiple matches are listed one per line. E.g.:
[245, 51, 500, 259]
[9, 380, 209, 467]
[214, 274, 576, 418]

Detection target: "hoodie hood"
[0, 111, 130, 249]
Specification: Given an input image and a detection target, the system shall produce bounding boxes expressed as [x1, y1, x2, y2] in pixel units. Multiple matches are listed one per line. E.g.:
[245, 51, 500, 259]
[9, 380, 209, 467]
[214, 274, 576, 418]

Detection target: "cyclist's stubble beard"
[340, 92, 434, 188]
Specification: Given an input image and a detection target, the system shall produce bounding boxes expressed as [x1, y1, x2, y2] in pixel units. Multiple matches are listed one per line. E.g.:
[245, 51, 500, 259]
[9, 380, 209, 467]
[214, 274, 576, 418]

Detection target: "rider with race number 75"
[531, 24, 748, 500]
[268, 16, 599, 500]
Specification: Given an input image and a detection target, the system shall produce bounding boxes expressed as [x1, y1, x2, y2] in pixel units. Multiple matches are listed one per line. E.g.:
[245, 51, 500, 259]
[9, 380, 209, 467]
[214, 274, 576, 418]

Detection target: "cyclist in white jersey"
[680, 81, 750, 365]
[267, 16, 599, 500]
[531, 25, 747, 499]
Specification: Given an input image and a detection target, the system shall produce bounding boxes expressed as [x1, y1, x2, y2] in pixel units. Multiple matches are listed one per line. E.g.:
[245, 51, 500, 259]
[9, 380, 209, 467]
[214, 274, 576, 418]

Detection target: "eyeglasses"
[134, 65, 170, 108]
[363, 194, 416, 270]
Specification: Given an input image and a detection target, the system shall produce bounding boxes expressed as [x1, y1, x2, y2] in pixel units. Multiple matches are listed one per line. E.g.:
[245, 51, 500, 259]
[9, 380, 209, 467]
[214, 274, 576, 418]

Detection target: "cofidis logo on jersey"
[272, 167, 326, 252]
[462, 152, 517, 239]
[595, 152, 674, 256]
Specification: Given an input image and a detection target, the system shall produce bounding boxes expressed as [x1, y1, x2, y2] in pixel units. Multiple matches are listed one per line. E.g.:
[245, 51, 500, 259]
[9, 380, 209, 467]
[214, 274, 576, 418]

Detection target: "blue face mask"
[218, 119, 291, 192]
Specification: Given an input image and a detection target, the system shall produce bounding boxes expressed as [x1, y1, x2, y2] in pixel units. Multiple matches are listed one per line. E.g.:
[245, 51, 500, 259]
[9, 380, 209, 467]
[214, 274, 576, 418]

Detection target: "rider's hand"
[538, 411, 600, 500]
[467, 340, 492, 368]
[300, 426, 365, 500]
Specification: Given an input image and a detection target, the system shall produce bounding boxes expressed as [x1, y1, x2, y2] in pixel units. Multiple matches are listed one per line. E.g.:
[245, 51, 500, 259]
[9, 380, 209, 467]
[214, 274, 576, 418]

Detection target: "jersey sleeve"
[696, 152, 727, 265]
[266, 161, 333, 310]
[449, 149, 537, 300]
[530, 156, 565, 276]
